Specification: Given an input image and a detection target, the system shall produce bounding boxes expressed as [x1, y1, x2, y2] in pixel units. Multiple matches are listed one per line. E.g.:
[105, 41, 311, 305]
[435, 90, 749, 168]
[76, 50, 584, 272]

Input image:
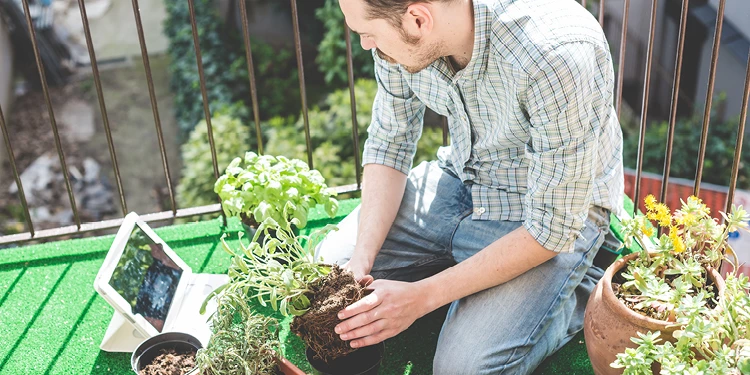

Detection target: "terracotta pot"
[184, 355, 306, 375]
[583, 252, 725, 375]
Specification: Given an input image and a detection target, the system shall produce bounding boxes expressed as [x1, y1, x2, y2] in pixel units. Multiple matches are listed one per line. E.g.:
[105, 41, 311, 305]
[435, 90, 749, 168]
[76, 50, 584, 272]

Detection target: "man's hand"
[334, 279, 431, 348]
[342, 252, 374, 282]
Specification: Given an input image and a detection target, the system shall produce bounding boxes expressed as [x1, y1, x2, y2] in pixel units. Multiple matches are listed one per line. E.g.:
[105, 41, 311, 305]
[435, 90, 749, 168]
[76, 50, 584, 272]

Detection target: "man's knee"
[433, 341, 535, 375]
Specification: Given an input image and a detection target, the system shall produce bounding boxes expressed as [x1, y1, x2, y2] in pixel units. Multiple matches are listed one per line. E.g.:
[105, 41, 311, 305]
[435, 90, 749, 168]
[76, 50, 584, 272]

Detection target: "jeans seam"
[499, 227, 604, 373]
[448, 208, 475, 253]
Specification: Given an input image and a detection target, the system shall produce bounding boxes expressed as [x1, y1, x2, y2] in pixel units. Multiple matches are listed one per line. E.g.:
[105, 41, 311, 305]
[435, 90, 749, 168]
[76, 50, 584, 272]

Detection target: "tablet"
[94, 212, 192, 338]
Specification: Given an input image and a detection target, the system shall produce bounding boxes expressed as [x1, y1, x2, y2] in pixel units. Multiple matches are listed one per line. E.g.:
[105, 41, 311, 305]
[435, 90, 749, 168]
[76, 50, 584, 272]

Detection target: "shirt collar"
[459, 0, 491, 81]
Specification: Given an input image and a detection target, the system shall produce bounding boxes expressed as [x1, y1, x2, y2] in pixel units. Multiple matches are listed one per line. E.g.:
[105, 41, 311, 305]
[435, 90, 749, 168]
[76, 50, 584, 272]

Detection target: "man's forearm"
[354, 164, 408, 267]
[416, 226, 557, 313]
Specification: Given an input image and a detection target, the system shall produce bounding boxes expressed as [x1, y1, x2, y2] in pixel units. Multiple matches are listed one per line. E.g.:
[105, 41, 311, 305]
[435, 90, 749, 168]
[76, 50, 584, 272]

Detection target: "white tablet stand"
[99, 272, 228, 352]
[95, 212, 230, 353]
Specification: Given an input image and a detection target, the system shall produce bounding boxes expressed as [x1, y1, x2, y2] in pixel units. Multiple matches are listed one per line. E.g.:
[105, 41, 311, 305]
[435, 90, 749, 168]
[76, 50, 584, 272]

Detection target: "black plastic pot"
[131, 332, 202, 374]
[306, 342, 384, 375]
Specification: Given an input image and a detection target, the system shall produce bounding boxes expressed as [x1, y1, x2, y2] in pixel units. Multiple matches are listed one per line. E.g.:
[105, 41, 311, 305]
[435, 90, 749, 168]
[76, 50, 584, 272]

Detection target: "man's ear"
[402, 3, 434, 36]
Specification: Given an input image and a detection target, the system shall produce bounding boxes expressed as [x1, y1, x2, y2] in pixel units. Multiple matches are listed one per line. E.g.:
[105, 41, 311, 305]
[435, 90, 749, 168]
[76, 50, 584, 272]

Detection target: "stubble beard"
[377, 29, 443, 74]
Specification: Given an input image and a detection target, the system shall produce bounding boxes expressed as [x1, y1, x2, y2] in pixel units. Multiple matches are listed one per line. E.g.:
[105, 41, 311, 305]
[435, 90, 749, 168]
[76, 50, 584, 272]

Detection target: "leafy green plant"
[176, 107, 251, 209]
[218, 218, 364, 361]
[612, 195, 750, 373]
[214, 152, 339, 229]
[219, 218, 335, 317]
[195, 291, 280, 375]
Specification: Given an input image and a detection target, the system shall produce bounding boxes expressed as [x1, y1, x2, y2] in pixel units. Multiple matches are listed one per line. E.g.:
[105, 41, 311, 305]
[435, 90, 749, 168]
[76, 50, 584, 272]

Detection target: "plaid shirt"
[362, 0, 624, 253]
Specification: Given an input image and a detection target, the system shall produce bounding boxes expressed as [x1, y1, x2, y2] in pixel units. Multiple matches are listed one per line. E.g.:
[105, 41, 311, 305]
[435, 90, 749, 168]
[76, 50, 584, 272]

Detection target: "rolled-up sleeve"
[522, 42, 605, 253]
[362, 50, 426, 175]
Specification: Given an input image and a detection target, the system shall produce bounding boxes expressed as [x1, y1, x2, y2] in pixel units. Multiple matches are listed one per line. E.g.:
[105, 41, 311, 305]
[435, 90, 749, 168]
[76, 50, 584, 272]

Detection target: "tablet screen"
[108, 224, 183, 332]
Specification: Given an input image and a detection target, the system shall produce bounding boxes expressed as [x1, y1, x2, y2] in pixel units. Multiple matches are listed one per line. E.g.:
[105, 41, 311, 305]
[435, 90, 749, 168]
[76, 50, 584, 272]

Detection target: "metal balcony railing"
[0, 0, 748, 246]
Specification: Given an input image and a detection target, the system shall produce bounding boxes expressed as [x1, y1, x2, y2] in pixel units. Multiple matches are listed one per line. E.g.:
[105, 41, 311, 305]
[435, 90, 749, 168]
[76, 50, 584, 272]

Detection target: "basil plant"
[214, 152, 338, 229]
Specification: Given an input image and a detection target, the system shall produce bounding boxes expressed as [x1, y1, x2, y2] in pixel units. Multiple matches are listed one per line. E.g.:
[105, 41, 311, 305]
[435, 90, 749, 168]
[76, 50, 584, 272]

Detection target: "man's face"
[339, 0, 441, 73]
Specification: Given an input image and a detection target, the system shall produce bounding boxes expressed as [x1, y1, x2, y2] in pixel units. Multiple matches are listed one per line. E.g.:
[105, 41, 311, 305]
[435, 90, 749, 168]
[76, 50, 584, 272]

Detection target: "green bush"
[163, 0, 299, 136]
[623, 96, 749, 189]
[315, 0, 374, 86]
[264, 79, 445, 187]
[176, 108, 251, 209]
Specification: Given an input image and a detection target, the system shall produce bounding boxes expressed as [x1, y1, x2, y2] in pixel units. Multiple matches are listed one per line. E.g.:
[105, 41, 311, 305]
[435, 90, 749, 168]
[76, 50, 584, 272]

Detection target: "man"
[317, 0, 624, 373]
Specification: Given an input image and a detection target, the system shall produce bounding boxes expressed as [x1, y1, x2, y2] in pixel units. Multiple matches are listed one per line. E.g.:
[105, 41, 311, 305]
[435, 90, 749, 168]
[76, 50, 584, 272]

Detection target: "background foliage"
[177, 106, 251, 209]
[163, 0, 299, 136]
[264, 79, 444, 187]
[622, 96, 749, 189]
[315, 0, 375, 86]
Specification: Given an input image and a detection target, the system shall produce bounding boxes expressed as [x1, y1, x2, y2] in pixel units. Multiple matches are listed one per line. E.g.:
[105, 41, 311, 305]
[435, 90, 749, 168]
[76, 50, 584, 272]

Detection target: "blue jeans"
[317, 161, 611, 374]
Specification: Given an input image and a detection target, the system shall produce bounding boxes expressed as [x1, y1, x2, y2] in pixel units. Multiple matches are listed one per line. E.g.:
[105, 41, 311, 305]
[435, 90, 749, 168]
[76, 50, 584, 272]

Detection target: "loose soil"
[138, 348, 196, 375]
[291, 265, 366, 363]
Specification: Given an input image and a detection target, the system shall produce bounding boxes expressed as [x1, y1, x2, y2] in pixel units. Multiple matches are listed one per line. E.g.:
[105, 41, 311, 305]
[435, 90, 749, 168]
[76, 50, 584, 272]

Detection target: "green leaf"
[280, 298, 289, 316]
[199, 283, 228, 314]
[270, 288, 278, 311]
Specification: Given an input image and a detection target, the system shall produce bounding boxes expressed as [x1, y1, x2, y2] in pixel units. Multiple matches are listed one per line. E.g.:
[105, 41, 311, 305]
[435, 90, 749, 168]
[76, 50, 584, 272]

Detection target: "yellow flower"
[653, 203, 672, 227]
[668, 226, 686, 253]
[645, 194, 657, 211]
[673, 236, 686, 253]
[642, 226, 654, 238]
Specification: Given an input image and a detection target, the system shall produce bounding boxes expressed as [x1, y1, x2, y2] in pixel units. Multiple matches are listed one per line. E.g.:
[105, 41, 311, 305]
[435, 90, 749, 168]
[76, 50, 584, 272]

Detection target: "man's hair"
[363, 0, 454, 28]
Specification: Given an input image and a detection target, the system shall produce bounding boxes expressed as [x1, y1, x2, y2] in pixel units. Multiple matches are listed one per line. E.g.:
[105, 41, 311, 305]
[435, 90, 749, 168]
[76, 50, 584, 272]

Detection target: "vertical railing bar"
[187, 0, 225, 225]
[186, 0, 219, 182]
[581, 0, 587, 9]
[344, 24, 362, 189]
[693, 0, 725, 196]
[20, 0, 80, 228]
[598, 0, 605, 27]
[725, 50, 750, 213]
[130, 0, 176, 214]
[290, 0, 313, 169]
[77, 0, 127, 215]
[659, 0, 689, 208]
[239, 0, 264, 155]
[616, 0, 630, 118]
[442, 117, 448, 147]
[633, 0, 658, 216]
[0, 104, 34, 236]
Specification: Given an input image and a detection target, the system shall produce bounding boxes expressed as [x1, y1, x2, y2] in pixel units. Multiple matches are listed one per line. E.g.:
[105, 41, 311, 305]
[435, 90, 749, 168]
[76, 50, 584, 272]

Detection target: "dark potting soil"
[291, 265, 366, 363]
[138, 349, 196, 375]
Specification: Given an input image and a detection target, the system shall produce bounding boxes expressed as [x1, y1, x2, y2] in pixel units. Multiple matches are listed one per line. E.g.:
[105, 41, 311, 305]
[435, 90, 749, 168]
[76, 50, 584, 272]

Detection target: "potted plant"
[219, 218, 384, 375]
[584, 195, 748, 374]
[192, 275, 305, 375]
[611, 272, 750, 374]
[214, 152, 339, 234]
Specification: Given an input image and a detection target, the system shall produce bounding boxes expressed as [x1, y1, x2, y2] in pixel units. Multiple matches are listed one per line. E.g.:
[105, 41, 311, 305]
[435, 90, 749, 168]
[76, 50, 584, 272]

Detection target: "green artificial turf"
[0, 197, 627, 375]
